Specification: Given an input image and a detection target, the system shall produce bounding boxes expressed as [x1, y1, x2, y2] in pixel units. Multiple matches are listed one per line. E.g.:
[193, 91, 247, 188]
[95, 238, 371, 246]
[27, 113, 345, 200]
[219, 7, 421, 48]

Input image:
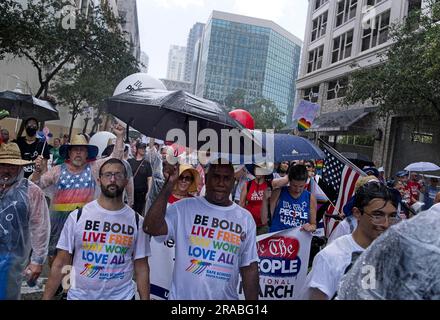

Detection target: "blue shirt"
[270, 187, 311, 232]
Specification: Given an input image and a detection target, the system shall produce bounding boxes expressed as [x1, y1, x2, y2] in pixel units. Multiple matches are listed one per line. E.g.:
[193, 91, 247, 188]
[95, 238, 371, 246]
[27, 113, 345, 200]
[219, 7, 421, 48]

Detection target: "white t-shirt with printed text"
[165, 196, 258, 300]
[57, 200, 151, 300]
[298, 234, 364, 299]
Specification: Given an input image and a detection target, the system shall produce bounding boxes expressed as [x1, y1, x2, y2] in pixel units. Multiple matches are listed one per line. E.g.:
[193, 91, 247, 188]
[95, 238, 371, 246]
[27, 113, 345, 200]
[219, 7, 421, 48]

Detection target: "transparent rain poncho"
[337, 204, 440, 300]
[144, 146, 165, 215]
[0, 177, 50, 300]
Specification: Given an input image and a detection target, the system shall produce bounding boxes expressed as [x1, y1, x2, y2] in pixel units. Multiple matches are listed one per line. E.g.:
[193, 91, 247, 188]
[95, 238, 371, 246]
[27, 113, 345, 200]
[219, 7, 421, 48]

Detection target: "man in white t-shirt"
[298, 181, 399, 300]
[43, 158, 151, 300]
[337, 203, 440, 299]
[144, 159, 259, 300]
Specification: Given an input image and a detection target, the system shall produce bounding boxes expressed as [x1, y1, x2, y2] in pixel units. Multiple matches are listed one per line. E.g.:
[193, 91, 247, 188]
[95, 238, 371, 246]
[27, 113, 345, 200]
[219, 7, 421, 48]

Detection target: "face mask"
[25, 127, 37, 137]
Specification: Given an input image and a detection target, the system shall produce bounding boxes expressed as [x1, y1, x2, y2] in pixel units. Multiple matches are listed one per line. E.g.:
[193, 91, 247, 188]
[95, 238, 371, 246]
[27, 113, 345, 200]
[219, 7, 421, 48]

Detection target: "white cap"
[378, 167, 385, 172]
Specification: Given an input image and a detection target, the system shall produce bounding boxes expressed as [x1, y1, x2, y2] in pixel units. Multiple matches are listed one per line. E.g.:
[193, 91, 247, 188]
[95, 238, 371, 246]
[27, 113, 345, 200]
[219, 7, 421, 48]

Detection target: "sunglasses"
[179, 175, 193, 182]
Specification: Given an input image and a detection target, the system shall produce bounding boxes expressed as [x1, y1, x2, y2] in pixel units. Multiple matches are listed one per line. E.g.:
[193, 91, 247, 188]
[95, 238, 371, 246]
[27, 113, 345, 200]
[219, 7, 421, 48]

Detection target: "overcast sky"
[137, 0, 309, 79]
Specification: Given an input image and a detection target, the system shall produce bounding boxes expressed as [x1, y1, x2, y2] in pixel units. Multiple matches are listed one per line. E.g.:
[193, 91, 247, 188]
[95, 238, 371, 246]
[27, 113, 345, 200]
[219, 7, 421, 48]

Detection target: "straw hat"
[176, 164, 200, 193]
[254, 162, 274, 176]
[0, 143, 33, 166]
[59, 134, 99, 160]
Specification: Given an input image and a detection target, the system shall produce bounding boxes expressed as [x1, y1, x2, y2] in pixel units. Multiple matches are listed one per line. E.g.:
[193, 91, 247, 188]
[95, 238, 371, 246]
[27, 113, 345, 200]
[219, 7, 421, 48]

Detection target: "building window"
[327, 78, 348, 100]
[307, 45, 324, 73]
[411, 132, 434, 144]
[407, 0, 422, 17]
[361, 10, 391, 51]
[327, 77, 348, 100]
[336, 0, 358, 27]
[303, 85, 320, 103]
[315, 0, 329, 10]
[337, 135, 375, 146]
[331, 30, 353, 63]
[366, 0, 384, 6]
[311, 11, 328, 42]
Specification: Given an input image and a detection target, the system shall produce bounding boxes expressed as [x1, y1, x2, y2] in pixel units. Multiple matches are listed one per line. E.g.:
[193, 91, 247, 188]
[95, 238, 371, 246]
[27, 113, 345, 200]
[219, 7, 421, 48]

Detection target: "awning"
[309, 107, 377, 133]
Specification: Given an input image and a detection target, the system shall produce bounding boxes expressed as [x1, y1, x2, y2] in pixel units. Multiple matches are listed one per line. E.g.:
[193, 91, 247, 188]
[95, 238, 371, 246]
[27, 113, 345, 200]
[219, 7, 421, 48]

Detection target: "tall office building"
[295, 0, 438, 173]
[116, 0, 141, 61]
[166, 45, 187, 81]
[184, 22, 205, 83]
[195, 11, 302, 125]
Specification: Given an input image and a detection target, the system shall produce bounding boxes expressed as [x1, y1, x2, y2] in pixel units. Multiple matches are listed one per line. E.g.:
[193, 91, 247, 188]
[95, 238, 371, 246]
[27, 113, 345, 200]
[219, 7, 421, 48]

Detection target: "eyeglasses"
[179, 175, 193, 182]
[363, 211, 400, 225]
[100, 172, 126, 180]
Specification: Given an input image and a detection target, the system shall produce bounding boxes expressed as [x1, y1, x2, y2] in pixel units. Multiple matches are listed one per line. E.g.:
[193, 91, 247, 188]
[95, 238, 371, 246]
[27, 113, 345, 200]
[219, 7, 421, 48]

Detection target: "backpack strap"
[76, 207, 83, 222]
[72, 207, 83, 260]
[134, 211, 140, 231]
[246, 180, 252, 194]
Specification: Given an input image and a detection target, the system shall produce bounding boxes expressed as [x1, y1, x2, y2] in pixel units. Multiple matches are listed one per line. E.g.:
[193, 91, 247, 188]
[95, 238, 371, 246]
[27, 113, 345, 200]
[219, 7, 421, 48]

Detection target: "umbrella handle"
[125, 118, 134, 144]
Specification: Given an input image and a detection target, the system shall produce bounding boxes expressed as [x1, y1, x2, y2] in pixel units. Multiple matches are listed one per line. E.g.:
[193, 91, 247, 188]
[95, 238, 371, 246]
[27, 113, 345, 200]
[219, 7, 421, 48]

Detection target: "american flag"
[320, 140, 365, 238]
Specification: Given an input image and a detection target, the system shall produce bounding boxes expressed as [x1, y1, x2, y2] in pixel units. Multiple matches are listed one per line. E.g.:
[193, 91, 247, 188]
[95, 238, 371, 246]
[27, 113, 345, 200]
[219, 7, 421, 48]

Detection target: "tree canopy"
[0, 0, 138, 98]
[223, 89, 285, 131]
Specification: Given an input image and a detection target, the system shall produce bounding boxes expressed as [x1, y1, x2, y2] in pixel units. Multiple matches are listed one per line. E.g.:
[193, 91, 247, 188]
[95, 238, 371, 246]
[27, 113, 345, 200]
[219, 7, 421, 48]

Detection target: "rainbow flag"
[297, 117, 312, 131]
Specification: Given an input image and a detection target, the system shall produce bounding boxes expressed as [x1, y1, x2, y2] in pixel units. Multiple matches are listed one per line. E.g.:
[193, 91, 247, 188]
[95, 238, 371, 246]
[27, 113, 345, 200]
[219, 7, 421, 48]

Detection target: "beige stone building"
[295, 0, 439, 176]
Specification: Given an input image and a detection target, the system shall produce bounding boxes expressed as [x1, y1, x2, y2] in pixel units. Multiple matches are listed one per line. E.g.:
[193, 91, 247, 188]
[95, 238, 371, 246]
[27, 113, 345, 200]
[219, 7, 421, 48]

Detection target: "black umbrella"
[105, 88, 258, 153]
[0, 90, 59, 122]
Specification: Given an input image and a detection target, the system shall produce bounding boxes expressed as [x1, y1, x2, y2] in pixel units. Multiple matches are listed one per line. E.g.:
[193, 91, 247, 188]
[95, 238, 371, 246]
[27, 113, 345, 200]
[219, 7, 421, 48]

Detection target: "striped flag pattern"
[320, 141, 365, 238]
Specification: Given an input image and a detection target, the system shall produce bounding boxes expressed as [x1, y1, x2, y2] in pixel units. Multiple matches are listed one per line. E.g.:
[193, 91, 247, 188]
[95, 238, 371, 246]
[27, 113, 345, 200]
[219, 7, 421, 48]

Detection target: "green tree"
[343, 0, 440, 121]
[53, 69, 93, 137]
[223, 89, 247, 111]
[53, 54, 138, 138]
[0, 0, 137, 98]
[248, 98, 285, 131]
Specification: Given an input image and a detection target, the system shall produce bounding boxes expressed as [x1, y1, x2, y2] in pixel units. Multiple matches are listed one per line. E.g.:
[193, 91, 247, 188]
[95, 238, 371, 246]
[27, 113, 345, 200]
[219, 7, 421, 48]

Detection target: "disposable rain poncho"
[337, 203, 440, 300]
[144, 147, 164, 215]
[0, 178, 50, 300]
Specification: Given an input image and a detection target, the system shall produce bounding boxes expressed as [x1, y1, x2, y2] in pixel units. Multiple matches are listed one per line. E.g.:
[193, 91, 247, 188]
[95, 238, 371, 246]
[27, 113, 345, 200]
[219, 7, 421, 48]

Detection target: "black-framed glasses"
[179, 175, 193, 182]
[100, 172, 126, 180]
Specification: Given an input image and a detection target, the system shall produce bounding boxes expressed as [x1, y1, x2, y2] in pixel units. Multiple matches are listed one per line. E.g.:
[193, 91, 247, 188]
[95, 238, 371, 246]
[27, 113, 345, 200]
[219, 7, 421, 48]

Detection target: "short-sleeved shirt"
[14, 136, 51, 178]
[164, 196, 258, 300]
[127, 158, 152, 192]
[57, 200, 151, 300]
[298, 234, 364, 299]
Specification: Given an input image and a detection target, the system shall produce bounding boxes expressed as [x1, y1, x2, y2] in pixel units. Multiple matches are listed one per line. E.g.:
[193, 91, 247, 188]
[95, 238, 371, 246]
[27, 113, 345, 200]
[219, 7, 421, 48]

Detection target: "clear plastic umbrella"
[404, 162, 440, 172]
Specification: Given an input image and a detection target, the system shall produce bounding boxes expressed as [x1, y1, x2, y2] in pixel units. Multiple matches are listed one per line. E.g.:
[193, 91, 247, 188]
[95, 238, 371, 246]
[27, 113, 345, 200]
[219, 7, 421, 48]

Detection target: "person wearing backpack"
[239, 165, 272, 235]
[42, 158, 151, 300]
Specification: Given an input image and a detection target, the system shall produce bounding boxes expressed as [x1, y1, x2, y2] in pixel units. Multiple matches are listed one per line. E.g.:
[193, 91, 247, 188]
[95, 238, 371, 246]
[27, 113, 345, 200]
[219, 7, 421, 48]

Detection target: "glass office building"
[195, 11, 302, 125]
